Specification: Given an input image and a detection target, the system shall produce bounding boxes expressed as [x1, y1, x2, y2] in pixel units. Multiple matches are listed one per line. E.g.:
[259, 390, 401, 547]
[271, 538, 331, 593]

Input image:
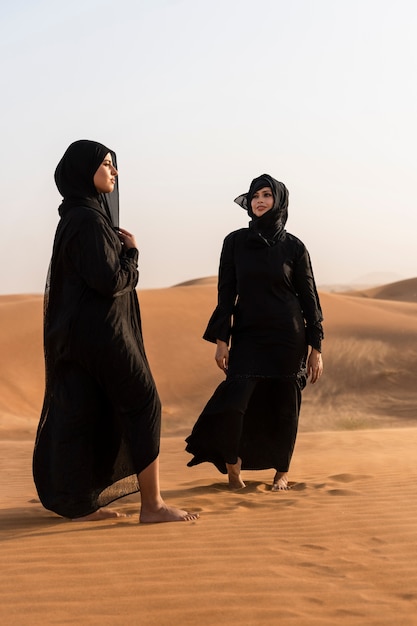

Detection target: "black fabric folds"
[33, 140, 161, 519]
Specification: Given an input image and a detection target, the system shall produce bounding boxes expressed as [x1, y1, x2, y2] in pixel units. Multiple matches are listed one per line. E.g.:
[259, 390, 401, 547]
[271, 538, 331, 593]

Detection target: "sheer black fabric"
[33, 140, 161, 518]
[186, 174, 323, 474]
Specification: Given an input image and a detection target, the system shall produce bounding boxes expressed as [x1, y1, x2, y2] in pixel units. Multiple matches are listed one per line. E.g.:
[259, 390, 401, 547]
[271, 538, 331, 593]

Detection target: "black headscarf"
[54, 139, 119, 228]
[234, 174, 289, 245]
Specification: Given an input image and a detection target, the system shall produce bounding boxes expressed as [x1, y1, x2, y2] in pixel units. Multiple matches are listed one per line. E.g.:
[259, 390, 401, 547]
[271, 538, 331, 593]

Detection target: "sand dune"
[1, 279, 417, 624]
[1, 431, 417, 625]
[173, 275, 218, 287]
[344, 276, 417, 303]
[3, 277, 416, 437]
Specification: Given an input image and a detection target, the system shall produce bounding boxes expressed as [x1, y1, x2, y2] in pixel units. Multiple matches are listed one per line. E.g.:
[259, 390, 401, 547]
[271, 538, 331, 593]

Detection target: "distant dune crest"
[172, 276, 218, 287]
[0, 275, 416, 438]
[345, 276, 417, 303]
[174, 275, 417, 300]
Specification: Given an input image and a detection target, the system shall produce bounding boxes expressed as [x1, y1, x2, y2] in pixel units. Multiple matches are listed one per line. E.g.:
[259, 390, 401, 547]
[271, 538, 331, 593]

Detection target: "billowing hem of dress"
[33, 448, 159, 519]
[68, 474, 141, 518]
[185, 373, 302, 475]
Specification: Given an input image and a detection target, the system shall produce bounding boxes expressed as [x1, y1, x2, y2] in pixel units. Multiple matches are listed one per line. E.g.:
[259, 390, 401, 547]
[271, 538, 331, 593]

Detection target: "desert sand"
[1, 278, 417, 625]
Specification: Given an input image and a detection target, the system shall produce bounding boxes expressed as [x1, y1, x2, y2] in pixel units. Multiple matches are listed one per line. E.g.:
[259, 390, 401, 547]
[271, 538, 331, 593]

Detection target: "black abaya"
[33, 141, 160, 518]
[186, 175, 323, 475]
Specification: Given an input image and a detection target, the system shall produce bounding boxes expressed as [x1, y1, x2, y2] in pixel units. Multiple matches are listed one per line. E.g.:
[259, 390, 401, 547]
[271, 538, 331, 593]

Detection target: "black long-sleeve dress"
[33, 202, 161, 518]
[185, 222, 323, 475]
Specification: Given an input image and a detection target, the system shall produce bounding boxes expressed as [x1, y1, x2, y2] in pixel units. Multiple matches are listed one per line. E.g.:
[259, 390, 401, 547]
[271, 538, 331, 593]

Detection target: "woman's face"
[251, 186, 274, 217]
[93, 153, 118, 193]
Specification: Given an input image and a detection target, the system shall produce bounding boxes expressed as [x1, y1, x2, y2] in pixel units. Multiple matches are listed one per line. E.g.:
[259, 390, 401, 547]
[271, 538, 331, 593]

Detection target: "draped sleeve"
[67, 211, 139, 298]
[292, 242, 324, 352]
[203, 233, 237, 344]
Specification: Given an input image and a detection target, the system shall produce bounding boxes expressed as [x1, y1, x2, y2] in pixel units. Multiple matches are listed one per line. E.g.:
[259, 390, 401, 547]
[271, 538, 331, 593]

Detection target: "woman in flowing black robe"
[33, 140, 198, 522]
[185, 174, 324, 490]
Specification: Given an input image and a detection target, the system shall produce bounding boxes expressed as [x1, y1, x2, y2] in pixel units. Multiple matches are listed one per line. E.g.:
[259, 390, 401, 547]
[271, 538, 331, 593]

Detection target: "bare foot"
[71, 508, 127, 522]
[140, 505, 199, 524]
[226, 457, 246, 490]
[272, 472, 290, 491]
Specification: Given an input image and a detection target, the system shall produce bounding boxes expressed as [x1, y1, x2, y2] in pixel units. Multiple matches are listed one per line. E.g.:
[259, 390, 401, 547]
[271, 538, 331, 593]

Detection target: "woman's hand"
[215, 340, 229, 373]
[118, 227, 138, 250]
[307, 348, 323, 384]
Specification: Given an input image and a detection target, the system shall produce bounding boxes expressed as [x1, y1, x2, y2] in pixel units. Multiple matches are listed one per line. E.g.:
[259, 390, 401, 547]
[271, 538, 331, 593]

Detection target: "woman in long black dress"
[33, 140, 198, 522]
[186, 174, 323, 490]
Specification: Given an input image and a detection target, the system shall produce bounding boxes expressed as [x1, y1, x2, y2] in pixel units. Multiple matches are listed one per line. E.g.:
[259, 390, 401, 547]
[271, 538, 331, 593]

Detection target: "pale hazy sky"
[1, 0, 416, 293]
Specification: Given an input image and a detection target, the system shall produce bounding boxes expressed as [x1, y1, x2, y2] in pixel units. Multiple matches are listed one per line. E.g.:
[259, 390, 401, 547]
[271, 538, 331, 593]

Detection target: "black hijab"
[54, 139, 119, 228]
[234, 174, 289, 245]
